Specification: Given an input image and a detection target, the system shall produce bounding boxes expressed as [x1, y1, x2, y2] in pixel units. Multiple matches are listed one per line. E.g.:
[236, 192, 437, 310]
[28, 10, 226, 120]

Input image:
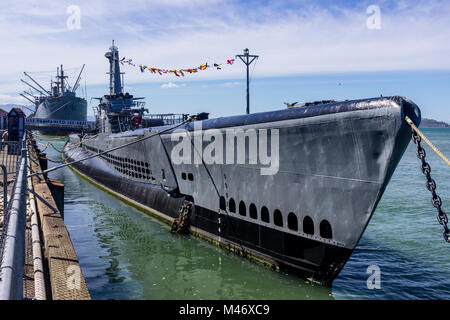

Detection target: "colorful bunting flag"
[119, 56, 235, 77]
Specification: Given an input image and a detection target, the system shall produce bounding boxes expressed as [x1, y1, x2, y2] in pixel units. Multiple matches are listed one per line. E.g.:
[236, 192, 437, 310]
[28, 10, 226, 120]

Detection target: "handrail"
[0, 137, 27, 300]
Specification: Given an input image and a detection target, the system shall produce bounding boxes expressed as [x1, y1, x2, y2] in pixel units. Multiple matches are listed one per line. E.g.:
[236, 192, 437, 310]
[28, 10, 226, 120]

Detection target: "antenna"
[236, 48, 258, 114]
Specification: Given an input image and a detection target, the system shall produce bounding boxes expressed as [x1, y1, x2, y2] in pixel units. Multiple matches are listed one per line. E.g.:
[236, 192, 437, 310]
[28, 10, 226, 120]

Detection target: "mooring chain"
[171, 201, 192, 234]
[411, 130, 450, 243]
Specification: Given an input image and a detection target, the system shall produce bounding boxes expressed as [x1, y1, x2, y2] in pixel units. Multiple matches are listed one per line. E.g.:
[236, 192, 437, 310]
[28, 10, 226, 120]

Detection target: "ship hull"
[34, 95, 87, 135]
[63, 96, 421, 285]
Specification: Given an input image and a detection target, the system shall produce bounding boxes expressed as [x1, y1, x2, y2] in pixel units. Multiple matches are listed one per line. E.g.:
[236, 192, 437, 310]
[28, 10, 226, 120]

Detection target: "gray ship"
[64, 43, 421, 285]
[20, 65, 87, 134]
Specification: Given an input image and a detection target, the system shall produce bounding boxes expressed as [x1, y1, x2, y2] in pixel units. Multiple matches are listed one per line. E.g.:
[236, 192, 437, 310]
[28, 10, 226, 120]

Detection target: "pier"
[0, 132, 90, 300]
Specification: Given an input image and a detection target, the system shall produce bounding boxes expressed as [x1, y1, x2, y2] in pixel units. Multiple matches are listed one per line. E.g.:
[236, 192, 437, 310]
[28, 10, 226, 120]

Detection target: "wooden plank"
[29, 141, 90, 300]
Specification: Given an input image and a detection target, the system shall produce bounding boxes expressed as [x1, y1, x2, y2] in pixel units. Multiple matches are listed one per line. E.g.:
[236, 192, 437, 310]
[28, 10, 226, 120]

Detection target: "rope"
[37, 142, 64, 153]
[37, 134, 99, 155]
[27, 116, 195, 178]
[405, 116, 450, 166]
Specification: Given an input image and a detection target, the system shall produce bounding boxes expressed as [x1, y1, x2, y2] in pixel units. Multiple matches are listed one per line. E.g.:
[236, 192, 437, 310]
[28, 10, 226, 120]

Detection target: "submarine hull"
[63, 96, 421, 285]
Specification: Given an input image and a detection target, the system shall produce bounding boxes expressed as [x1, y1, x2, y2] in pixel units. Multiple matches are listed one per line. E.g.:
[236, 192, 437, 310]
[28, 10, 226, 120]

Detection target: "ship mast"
[56, 64, 68, 93]
[105, 40, 123, 95]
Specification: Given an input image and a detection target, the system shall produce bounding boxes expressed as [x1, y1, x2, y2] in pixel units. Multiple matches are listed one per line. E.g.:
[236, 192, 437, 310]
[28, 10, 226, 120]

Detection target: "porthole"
[274, 209, 283, 227]
[303, 216, 314, 235]
[239, 201, 246, 216]
[320, 220, 332, 239]
[188, 173, 194, 181]
[181, 172, 186, 180]
[229, 198, 236, 213]
[249, 203, 257, 219]
[261, 206, 270, 223]
[287, 212, 298, 231]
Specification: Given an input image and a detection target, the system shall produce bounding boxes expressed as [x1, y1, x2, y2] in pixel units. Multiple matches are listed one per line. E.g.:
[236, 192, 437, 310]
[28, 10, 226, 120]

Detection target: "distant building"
[7, 108, 25, 144]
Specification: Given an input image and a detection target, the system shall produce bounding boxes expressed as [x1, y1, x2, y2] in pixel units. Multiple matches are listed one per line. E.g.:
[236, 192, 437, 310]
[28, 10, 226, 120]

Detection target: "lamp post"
[236, 48, 258, 114]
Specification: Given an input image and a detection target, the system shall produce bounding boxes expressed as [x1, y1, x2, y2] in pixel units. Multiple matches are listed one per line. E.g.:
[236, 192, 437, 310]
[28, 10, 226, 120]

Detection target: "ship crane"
[19, 93, 36, 105]
[20, 79, 45, 96]
[72, 64, 85, 93]
[23, 72, 50, 95]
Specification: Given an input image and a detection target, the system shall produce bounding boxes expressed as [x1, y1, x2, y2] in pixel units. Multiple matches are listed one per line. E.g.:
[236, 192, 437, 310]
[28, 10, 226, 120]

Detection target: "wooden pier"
[0, 133, 90, 300]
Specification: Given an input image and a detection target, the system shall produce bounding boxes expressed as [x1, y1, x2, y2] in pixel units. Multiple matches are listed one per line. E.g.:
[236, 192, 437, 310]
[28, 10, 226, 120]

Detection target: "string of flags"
[119, 57, 236, 77]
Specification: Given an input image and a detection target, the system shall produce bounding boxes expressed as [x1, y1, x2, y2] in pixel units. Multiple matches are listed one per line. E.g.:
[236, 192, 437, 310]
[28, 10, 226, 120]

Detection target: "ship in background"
[20, 65, 87, 134]
[64, 42, 421, 285]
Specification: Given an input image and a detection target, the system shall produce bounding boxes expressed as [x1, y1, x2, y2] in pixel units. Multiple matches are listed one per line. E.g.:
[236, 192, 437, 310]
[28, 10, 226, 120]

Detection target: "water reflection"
[88, 195, 332, 299]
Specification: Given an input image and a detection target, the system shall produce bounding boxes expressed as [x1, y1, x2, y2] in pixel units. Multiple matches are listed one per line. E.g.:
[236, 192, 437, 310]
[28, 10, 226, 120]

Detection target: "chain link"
[412, 130, 450, 242]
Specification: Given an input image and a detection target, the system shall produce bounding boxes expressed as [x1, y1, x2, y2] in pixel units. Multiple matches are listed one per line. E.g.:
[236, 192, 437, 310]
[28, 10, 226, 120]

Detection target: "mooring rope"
[405, 116, 450, 166]
[27, 116, 195, 178]
[37, 133, 100, 155]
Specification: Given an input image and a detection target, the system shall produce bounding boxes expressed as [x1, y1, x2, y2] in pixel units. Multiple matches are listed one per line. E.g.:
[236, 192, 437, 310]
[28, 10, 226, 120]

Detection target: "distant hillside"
[421, 118, 449, 128]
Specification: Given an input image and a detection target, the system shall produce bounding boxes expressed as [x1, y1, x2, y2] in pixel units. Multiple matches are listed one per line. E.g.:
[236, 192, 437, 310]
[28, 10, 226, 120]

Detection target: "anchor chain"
[171, 202, 193, 234]
[411, 130, 450, 243]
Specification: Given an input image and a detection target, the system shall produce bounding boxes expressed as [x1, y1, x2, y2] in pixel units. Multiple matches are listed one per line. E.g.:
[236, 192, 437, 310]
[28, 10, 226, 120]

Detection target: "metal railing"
[0, 137, 27, 300]
[0, 141, 20, 172]
[0, 141, 21, 214]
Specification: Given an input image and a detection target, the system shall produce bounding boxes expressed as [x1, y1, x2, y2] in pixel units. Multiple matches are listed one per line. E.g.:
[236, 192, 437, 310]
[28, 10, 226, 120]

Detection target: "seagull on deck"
[284, 102, 299, 108]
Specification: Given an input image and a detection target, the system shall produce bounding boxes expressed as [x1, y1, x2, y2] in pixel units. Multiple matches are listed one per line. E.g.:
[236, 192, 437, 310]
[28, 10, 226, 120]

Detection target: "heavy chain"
[412, 130, 450, 242]
[171, 202, 192, 234]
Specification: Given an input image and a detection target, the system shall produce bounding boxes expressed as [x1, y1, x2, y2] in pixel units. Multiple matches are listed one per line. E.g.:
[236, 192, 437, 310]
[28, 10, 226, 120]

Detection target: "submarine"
[63, 42, 421, 285]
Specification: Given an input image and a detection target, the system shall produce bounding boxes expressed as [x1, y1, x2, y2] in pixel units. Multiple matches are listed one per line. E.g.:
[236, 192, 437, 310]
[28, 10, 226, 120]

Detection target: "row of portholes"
[181, 172, 194, 181]
[219, 196, 333, 239]
[93, 147, 155, 182]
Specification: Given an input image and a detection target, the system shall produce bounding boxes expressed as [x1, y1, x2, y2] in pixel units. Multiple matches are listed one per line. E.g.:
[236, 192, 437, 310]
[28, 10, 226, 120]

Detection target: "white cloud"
[219, 81, 241, 87]
[160, 82, 180, 89]
[0, 0, 450, 95]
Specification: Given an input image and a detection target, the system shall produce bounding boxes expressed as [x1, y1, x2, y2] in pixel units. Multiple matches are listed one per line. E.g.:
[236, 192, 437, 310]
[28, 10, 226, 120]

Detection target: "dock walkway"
[0, 133, 90, 300]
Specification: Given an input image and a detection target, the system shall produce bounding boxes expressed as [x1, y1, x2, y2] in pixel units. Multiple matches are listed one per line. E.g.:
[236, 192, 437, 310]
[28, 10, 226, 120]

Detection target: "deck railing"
[0, 136, 28, 300]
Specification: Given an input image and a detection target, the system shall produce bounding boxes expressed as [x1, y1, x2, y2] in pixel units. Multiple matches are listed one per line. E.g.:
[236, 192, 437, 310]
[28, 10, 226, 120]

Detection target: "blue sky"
[1, 0, 449, 121]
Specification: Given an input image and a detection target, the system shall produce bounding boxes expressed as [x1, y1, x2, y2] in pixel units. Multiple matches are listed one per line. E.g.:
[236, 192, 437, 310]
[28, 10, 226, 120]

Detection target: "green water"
[39, 128, 450, 299]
